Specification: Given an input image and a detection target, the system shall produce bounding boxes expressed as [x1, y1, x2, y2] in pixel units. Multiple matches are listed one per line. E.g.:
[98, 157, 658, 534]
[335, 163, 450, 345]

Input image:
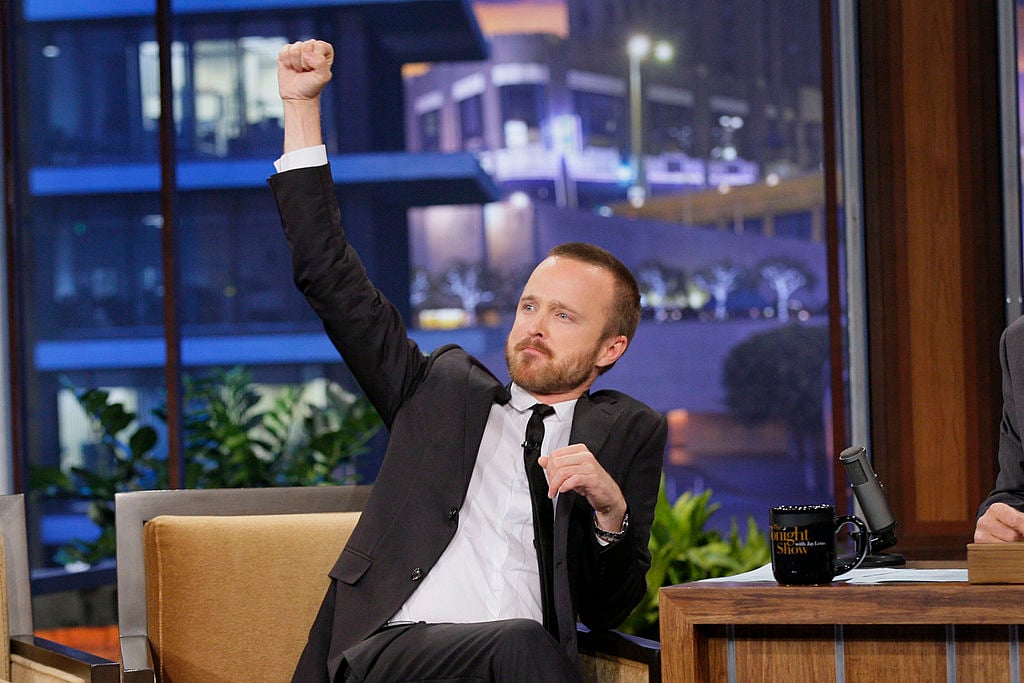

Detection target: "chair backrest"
[115, 486, 371, 683]
[0, 495, 35, 643]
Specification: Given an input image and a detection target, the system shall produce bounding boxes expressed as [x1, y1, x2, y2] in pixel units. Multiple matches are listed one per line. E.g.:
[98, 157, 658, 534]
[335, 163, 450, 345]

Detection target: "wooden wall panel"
[901, 4, 970, 523]
[857, 0, 1004, 557]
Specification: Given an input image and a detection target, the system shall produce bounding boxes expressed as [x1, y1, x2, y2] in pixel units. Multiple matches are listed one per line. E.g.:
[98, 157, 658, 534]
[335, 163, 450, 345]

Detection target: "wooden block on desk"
[967, 542, 1024, 583]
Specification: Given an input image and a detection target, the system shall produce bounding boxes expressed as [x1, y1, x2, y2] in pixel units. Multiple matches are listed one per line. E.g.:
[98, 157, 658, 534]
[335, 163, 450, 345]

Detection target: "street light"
[627, 34, 673, 207]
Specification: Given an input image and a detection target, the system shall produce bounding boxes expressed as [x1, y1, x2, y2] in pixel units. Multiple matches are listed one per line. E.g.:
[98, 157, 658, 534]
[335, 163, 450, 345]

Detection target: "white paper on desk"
[694, 564, 968, 584]
[841, 567, 967, 584]
[697, 564, 776, 582]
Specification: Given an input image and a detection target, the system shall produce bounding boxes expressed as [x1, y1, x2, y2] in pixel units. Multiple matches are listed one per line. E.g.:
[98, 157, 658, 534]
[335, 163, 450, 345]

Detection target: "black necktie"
[523, 403, 557, 637]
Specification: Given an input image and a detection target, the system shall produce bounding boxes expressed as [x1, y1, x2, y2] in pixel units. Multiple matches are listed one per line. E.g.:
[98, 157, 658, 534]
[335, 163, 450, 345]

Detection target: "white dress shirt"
[389, 384, 575, 625]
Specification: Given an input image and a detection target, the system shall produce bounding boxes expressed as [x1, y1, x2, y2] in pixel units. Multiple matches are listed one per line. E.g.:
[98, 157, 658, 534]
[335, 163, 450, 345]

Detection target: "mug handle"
[832, 514, 870, 576]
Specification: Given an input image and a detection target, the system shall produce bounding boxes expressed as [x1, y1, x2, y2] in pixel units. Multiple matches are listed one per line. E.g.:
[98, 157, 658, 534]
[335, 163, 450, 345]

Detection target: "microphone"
[839, 445, 900, 556]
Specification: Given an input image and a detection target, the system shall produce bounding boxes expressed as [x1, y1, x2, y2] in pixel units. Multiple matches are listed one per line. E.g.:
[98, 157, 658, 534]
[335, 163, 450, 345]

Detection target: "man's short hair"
[547, 242, 641, 343]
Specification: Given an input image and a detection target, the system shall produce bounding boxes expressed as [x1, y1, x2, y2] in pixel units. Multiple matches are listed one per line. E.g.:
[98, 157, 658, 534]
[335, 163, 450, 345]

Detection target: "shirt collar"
[508, 383, 579, 421]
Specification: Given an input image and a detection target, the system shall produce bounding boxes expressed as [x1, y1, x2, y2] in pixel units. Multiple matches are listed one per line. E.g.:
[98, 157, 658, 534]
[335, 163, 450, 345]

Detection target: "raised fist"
[278, 39, 334, 102]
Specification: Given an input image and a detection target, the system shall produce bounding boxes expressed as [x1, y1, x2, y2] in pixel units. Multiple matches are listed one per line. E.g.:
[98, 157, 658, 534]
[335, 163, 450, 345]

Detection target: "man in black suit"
[977, 315, 1024, 541]
[272, 39, 666, 682]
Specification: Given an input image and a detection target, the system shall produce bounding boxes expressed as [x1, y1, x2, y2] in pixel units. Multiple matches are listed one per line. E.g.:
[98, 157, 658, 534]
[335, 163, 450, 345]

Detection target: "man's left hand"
[540, 444, 627, 533]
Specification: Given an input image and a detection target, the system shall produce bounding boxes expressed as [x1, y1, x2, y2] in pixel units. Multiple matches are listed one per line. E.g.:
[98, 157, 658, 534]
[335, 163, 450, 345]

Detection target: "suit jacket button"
[448, 507, 459, 521]
[411, 567, 424, 581]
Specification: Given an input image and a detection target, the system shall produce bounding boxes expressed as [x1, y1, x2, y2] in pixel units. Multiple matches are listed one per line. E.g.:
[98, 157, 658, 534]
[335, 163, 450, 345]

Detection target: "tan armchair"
[0, 494, 119, 683]
[578, 628, 660, 683]
[114, 486, 371, 682]
[114, 486, 658, 682]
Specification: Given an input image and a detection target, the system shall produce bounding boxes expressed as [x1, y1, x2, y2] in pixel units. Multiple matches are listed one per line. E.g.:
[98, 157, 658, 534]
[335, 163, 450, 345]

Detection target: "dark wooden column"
[857, 0, 1006, 559]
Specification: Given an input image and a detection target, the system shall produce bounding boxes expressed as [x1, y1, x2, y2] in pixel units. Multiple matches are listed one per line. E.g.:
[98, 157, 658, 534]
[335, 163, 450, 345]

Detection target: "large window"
[139, 37, 284, 159]
[498, 82, 546, 147]
[406, 0, 834, 538]
[31, 23, 155, 165]
[572, 89, 626, 150]
[648, 96, 694, 155]
[14, 9, 335, 576]
[9, 0, 843, 586]
[418, 109, 442, 152]
[32, 25, 302, 168]
[458, 94, 485, 151]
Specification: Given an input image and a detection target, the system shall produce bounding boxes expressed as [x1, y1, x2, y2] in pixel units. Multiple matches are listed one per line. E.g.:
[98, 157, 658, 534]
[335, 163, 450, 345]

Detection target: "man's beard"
[505, 336, 601, 396]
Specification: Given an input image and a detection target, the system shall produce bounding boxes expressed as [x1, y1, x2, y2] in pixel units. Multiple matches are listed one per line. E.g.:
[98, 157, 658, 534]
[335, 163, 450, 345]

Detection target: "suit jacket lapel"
[552, 393, 620, 660]
[552, 487, 576, 655]
[567, 392, 616, 457]
[555, 391, 621, 536]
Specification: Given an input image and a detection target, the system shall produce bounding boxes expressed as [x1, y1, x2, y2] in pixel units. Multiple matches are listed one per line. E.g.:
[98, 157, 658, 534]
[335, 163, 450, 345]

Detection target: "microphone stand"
[839, 445, 906, 568]
[859, 533, 905, 568]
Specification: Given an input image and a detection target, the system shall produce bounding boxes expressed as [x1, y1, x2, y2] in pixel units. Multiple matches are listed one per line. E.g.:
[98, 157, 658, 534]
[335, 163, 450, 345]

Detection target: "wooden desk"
[659, 564, 1023, 682]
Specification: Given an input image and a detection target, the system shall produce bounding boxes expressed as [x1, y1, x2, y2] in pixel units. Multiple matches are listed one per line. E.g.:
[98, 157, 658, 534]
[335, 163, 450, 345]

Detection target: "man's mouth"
[516, 340, 551, 358]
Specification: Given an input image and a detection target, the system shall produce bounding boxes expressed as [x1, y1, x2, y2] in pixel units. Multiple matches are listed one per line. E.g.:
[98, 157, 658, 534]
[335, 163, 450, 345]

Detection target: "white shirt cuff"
[273, 144, 328, 173]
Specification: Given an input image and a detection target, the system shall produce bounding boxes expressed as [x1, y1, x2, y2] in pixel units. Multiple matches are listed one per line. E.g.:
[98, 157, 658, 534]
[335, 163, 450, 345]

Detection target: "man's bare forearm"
[283, 98, 323, 153]
[278, 39, 333, 154]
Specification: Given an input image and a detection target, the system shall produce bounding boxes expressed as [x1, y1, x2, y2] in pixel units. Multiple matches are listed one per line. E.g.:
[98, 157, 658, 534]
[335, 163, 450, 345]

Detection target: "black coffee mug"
[769, 504, 870, 585]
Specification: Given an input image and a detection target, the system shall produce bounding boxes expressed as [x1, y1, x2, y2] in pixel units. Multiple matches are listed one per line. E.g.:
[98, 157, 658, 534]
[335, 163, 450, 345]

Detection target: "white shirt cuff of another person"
[273, 144, 328, 173]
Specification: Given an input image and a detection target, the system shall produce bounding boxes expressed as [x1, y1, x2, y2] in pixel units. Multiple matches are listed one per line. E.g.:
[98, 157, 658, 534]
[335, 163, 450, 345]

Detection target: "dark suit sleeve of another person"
[571, 393, 666, 631]
[268, 163, 424, 426]
[979, 315, 1024, 516]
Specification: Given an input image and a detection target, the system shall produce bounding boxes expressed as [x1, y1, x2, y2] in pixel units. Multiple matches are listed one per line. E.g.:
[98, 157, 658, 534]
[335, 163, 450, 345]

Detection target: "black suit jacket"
[980, 314, 1024, 515]
[270, 165, 666, 681]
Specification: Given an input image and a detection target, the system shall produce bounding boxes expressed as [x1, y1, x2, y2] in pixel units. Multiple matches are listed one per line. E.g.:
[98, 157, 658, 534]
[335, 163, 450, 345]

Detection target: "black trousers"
[291, 582, 582, 683]
[340, 620, 583, 683]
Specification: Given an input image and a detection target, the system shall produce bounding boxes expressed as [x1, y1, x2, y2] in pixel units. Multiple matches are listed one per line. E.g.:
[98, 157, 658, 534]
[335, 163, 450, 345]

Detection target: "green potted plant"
[618, 479, 770, 640]
[31, 366, 382, 567]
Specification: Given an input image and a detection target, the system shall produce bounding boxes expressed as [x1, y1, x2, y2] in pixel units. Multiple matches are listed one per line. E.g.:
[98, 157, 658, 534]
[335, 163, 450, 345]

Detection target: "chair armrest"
[577, 626, 661, 683]
[11, 636, 120, 683]
[119, 634, 155, 683]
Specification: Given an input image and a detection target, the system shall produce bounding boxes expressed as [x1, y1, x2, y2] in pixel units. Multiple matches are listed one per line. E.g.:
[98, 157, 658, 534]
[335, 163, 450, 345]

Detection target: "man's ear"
[596, 335, 629, 369]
